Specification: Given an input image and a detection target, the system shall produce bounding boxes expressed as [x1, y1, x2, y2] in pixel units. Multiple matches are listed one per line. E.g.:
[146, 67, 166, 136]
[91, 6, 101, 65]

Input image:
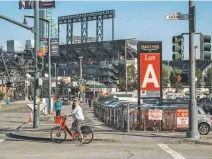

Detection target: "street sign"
[139, 42, 162, 91]
[165, 12, 189, 20]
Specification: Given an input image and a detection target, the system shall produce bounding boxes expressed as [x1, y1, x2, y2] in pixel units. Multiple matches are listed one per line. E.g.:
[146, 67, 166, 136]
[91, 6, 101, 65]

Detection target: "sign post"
[137, 41, 162, 125]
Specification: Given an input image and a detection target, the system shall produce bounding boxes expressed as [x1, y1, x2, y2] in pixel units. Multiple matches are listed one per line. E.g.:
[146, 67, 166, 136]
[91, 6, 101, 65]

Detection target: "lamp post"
[123, 38, 136, 94]
[78, 56, 83, 100]
[53, 63, 57, 96]
[79, 56, 83, 80]
[24, 15, 52, 114]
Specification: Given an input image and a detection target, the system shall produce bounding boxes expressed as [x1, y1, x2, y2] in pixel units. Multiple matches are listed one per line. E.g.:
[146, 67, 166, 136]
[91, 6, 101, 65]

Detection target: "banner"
[138, 42, 162, 91]
[19, 0, 55, 9]
[40, 38, 48, 56]
[176, 109, 189, 128]
[50, 38, 59, 56]
[148, 110, 163, 120]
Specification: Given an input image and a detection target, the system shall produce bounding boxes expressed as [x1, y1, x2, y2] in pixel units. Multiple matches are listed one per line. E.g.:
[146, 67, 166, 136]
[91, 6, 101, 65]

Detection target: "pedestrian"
[70, 98, 85, 143]
[88, 97, 92, 108]
[54, 96, 62, 116]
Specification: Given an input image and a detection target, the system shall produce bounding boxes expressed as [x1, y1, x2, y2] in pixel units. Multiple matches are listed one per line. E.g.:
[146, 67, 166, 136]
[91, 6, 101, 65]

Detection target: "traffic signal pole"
[33, 0, 40, 128]
[187, 0, 200, 139]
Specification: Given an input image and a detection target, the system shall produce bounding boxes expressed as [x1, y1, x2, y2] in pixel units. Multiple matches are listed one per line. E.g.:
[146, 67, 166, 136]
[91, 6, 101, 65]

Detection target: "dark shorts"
[72, 120, 83, 134]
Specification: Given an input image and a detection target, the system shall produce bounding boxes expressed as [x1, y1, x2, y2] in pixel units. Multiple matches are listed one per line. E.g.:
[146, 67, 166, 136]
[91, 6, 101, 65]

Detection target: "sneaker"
[80, 137, 85, 144]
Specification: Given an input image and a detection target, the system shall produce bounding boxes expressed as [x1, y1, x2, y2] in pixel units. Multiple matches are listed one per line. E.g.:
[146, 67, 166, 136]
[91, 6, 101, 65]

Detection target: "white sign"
[165, 12, 189, 20]
[148, 110, 163, 120]
[177, 117, 189, 128]
[73, 81, 78, 87]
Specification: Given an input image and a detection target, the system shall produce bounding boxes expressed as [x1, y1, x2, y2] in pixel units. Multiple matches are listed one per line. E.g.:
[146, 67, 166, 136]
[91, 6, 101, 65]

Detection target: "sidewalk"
[0, 100, 32, 110]
[10, 103, 212, 145]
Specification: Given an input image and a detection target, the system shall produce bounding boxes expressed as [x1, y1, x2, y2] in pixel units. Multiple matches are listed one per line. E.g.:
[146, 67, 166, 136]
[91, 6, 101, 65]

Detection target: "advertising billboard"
[40, 38, 48, 56]
[50, 38, 59, 56]
[19, 0, 55, 9]
[137, 41, 162, 103]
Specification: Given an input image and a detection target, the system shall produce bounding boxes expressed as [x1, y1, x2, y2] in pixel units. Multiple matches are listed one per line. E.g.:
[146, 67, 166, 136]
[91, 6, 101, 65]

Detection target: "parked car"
[166, 105, 212, 135]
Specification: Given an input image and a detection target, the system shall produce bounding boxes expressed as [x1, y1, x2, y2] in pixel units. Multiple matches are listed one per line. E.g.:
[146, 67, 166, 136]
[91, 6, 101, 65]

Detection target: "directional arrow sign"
[165, 13, 189, 20]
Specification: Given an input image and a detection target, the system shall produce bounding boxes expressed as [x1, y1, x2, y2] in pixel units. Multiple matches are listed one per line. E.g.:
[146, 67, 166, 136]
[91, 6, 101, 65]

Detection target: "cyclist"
[70, 98, 85, 143]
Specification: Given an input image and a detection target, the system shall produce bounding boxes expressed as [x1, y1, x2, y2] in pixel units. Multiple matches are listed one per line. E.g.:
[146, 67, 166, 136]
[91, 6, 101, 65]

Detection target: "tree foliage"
[162, 67, 169, 88]
[204, 67, 212, 88]
[117, 64, 137, 91]
[196, 68, 202, 87]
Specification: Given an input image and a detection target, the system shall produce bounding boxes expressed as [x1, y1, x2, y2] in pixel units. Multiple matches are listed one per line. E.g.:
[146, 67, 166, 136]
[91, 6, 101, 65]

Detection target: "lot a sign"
[138, 41, 162, 91]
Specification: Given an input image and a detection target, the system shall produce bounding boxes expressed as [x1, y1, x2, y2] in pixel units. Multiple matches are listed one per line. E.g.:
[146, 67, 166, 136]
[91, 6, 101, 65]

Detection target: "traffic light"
[200, 34, 211, 60]
[37, 50, 43, 70]
[172, 35, 184, 61]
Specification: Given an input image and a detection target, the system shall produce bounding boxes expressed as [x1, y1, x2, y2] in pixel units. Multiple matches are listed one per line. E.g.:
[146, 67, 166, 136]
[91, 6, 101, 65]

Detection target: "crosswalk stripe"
[0, 139, 4, 143]
[158, 144, 186, 159]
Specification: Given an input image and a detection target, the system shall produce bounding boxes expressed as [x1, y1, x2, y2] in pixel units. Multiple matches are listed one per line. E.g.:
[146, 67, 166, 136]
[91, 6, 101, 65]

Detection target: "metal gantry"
[58, 10, 115, 62]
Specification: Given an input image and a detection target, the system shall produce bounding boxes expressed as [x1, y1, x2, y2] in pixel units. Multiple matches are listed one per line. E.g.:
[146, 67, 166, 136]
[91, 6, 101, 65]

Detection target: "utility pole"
[48, 22, 51, 114]
[33, 0, 40, 128]
[79, 56, 83, 80]
[187, 0, 200, 139]
[125, 40, 127, 94]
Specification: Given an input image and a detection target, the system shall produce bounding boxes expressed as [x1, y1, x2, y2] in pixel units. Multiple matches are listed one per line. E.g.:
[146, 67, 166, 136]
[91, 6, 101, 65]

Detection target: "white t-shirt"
[72, 105, 84, 120]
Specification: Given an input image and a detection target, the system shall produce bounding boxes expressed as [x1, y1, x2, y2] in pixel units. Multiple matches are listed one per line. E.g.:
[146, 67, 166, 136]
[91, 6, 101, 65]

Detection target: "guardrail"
[94, 103, 186, 132]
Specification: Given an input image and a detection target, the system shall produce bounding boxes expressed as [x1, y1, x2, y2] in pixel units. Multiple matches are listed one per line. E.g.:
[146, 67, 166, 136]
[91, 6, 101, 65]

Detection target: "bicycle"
[50, 115, 94, 144]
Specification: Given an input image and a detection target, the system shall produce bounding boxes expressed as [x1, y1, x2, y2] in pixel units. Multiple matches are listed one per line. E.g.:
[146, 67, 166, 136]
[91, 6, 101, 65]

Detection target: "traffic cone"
[28, 112, 33, 122]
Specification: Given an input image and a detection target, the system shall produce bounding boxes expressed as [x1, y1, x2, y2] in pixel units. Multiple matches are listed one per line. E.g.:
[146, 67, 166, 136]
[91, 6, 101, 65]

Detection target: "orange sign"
[176, 109, 189, 128]
[140, 53, 161, 91]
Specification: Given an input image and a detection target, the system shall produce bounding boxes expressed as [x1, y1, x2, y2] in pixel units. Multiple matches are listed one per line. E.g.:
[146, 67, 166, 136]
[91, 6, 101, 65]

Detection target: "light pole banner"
[19, 0, 55, 9]
[40, 38, 48, 56]
[50, 38, 59, 56]
[137, 41, 162, 103]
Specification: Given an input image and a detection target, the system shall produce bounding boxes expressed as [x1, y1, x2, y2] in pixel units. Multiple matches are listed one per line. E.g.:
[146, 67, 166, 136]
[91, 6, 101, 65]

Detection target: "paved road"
[0, 105, 212, 159]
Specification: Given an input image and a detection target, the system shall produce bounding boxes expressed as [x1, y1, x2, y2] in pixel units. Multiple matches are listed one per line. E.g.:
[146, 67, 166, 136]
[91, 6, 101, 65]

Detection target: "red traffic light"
[37, 50, 43, 57]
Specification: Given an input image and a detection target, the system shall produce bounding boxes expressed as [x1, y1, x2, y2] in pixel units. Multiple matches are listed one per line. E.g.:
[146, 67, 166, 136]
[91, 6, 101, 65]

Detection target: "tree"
[117, 64, 137, 91]
[196, 68, 202, 88]
[169, 71, 176, 86]
[204, 67, 212, 90]
[162, 67, 169, 89]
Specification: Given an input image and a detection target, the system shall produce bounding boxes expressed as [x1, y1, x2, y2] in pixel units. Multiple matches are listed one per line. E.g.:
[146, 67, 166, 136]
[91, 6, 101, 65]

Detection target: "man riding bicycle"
[70, 98, 85, 143]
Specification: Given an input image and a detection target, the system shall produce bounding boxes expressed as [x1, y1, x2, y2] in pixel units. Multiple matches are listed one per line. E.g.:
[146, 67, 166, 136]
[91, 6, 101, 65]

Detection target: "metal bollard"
[127, 104, 130, 132]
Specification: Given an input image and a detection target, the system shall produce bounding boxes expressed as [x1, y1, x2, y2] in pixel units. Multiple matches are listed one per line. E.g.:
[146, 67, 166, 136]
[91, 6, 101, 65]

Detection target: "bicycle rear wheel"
[81, 126, 93, 144]
[50, 126, 67, 143]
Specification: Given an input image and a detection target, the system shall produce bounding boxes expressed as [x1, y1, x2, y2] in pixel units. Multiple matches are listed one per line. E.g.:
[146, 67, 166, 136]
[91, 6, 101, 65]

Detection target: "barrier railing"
[94, 103, 185, 132]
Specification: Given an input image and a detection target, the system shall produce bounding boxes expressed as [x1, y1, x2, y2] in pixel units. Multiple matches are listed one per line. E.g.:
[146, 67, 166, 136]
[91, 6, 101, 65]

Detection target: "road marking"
[158, 144, 186, 159]
[0, 139, 4, 143]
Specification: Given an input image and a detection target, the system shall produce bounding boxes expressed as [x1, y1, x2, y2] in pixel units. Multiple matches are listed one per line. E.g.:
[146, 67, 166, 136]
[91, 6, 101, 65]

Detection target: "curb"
[164, 138, 212, 145]
[9, 131, 117, 143]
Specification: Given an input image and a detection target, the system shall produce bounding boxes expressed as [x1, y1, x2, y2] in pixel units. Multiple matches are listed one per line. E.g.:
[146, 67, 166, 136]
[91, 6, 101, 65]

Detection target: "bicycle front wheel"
[81, 126, 94, 144]
[50, 126, 67, 143]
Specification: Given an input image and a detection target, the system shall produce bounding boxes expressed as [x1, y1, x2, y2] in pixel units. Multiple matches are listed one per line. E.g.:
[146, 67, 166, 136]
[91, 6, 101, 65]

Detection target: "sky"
[0, 1, 212, 60]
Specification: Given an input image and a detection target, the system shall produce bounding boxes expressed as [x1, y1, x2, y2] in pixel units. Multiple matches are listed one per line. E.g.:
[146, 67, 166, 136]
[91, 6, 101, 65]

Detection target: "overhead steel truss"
[58, 10, 115, 62]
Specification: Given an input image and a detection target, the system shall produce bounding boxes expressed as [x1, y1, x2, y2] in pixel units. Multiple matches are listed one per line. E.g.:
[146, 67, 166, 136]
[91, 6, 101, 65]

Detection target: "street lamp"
[124, 38, 136, 94]
[79, 56, 83, 101]
[79, 56, 83, 80]
[23, 15, 52, 114]
[53, 63, 57, 96]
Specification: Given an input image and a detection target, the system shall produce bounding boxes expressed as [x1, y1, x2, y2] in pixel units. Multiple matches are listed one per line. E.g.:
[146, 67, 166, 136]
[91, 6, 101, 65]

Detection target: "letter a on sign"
[142, 64, 159, 88]
[140, 53, 161, 91]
